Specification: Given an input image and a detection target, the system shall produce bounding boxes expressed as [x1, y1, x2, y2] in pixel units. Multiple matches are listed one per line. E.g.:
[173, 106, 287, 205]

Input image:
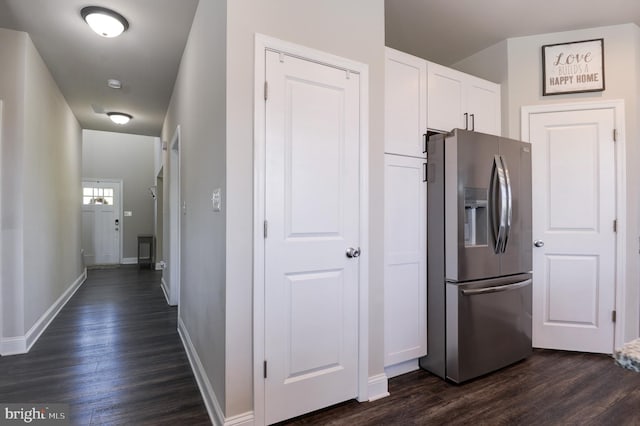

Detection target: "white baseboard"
[121, 257, 138, 265]
[178, 316, 226, 425]
[1, 268, 87, 356]
[224, 411, 255, 426]
[0, 336, 27, 356]
[384, 359, 420, 379]
[367, 373, 390, 402]
[160, 278, 170, 305]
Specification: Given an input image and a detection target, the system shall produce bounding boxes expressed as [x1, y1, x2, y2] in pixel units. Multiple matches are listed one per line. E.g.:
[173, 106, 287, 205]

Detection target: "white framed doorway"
[521, 100, 626, 352]
[253, 34, 370, 425]
[81, 179, 123, 266]
[168, 126, 181, 307]
[155, 168, 164, 271]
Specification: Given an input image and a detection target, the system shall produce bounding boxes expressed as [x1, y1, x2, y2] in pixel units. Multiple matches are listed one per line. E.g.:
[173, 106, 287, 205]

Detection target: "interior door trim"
[521, 99, 627, 351]
[253, 33, 371, 425]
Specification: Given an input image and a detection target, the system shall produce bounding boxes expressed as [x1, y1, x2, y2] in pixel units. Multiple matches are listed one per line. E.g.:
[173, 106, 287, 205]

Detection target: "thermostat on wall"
[212, 188, 221, 212]
[124, 211, 132, 217]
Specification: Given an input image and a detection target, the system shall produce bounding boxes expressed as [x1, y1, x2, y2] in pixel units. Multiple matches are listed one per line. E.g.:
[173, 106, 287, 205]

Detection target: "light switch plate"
[212, 188, 222, 212]
[124, 211, 132, 217]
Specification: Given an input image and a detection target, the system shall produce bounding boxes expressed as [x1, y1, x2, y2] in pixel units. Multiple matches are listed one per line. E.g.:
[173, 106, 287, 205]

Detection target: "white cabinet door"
[466, 76, 501, 135]
[427, 62, 465, 133]
[427, 62, 501, 136]
[385, 48, 427, 158]
[384, 154, 427, 367]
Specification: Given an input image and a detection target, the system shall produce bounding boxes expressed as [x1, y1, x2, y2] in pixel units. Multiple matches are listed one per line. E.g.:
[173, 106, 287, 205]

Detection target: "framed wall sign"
[542, 38, 604, 96]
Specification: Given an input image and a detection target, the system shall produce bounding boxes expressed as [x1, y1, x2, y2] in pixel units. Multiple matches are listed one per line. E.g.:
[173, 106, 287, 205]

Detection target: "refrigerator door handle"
[500, 155, 513, 253]
[461, 279, 532, 296]
[490, 155, 508, 253]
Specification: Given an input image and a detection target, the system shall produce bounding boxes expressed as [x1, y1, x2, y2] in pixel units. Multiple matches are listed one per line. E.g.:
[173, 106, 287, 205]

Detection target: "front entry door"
[528, 108, 616, 353]
[82, 181, 121, 266]
[264, 51, 360, 424]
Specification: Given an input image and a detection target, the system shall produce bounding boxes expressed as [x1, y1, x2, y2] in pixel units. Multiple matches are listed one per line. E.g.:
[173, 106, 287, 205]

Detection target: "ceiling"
[0, 1, 638, 137]
[0, 0, 199, 136]
[386, 0, 640, 65]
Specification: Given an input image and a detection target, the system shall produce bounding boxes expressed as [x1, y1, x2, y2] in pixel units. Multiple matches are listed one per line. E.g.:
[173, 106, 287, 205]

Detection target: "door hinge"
[264, 220, 268, 238]
[264, 81, 268, 101]
[613, 219, 617, 233]
[612, 310, 617, 323]
[264, 360, 268, 378]
[613, 129, 618, 142]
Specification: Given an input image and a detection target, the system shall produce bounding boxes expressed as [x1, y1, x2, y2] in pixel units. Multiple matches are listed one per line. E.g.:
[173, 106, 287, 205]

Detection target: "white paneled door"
[264, 51, 360, 424]
[529, 108, 616, 353]
[82, 180, 121, 266]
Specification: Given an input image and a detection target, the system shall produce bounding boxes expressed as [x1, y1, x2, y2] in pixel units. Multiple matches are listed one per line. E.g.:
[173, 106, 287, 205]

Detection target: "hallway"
[0, 267, 210, 425]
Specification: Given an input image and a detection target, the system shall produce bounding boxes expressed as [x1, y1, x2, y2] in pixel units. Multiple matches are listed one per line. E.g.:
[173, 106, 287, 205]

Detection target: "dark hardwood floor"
[0, 266, 210, 425]
[2, 267, 639, 425]
[281, 350, 640, 426]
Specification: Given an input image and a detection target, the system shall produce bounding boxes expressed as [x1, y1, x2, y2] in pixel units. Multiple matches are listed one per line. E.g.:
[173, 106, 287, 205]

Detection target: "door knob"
[534, 240, 544, 248]
[346, 247, 361, 258]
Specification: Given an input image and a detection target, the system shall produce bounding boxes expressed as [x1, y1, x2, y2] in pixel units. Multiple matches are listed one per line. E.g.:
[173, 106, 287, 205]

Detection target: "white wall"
[225, 0, 385, 417]
[0, 28, 83, 343]
[454, 23, 640, 342]
[82, 130, 156, 259]
[161, 0, 228, 413]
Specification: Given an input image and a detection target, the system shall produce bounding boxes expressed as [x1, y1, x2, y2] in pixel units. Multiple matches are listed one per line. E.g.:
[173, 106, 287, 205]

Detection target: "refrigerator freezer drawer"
[445, 274, 532, 383]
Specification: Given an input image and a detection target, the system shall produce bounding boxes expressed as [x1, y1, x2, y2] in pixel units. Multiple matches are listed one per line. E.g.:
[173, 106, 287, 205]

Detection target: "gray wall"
[161, 0, 228, 413]
[82, 130, 156, 260]
[0, 28, 83, 340]
[0, 28, 26, 339]
[453, 23, 640, 342]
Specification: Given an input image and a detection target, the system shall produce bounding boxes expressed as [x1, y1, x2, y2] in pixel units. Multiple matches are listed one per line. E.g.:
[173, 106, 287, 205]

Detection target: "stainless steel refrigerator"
[419, 129, 532, 383]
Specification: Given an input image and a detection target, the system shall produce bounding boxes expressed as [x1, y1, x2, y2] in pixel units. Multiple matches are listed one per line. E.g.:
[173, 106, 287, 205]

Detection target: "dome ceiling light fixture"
[107, 112, 132, 125]
[81, 6, 129, 38]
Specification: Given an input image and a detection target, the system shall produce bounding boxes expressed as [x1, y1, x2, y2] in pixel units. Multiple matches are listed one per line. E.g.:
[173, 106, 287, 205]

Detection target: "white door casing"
[82, 180, 122, 266]
[522, 101, 626, 353]
[168, 126, 181, 307]
[254, 34, 370, 426]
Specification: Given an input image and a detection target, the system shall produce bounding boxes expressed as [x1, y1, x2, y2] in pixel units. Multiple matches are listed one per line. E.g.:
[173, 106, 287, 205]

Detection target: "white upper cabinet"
[465, 75, 501, 135]
[426, 62, 465, 133]
[427, 61, 501, 136]
[385, 48, 427, 158]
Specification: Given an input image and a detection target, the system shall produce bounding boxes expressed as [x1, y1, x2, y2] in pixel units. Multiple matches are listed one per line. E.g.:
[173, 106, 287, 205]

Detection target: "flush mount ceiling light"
[107, 112, 132, 125]
[81, 6, 129, 38]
